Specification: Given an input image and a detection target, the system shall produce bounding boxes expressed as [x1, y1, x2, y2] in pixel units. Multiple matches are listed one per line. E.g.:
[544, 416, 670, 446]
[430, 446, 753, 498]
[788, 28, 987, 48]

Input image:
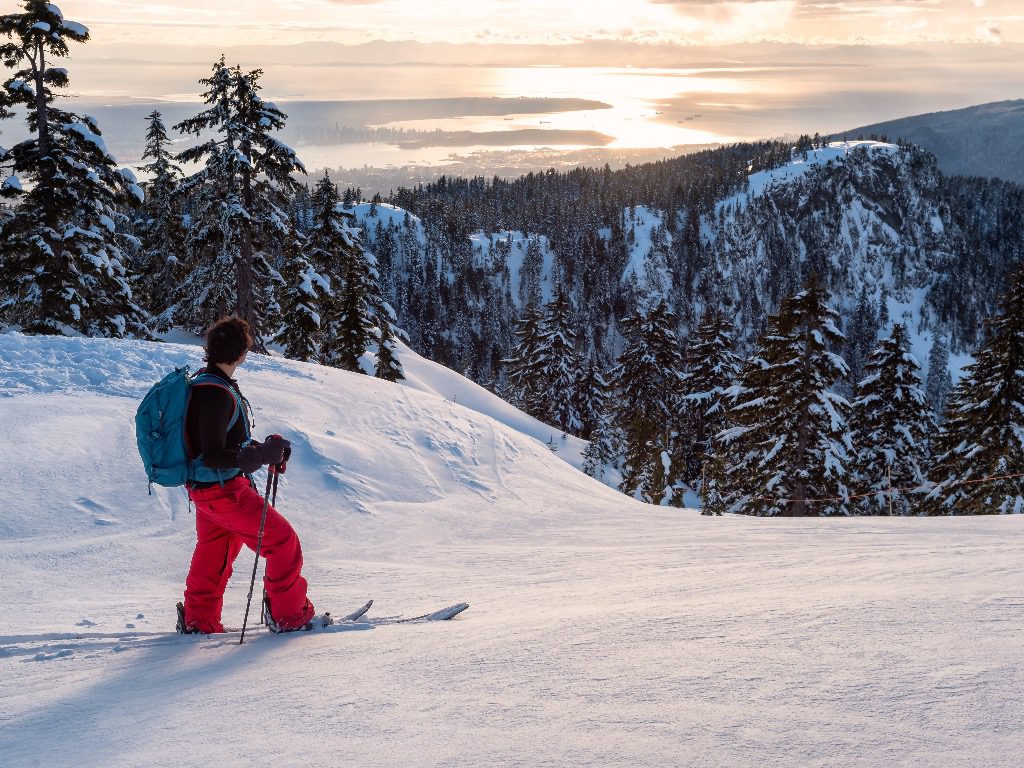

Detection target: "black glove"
[266, 433, 291, 474]
[237, 435, 290, 474]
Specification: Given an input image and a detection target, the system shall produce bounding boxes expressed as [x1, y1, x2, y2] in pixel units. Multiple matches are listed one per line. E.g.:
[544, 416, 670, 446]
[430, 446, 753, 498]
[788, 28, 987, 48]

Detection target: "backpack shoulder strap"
[190, 373, 243, 432]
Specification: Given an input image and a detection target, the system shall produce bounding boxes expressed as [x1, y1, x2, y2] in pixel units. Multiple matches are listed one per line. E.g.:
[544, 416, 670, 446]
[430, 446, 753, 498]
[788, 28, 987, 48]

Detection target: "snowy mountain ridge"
[700, 140, 975, 378]
[715, 140, 900, 213]
[353, 140, 1018, 392]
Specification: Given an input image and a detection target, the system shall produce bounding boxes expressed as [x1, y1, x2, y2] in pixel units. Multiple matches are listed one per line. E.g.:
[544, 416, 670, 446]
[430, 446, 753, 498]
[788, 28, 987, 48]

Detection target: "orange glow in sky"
[61, 0, 1024, 47]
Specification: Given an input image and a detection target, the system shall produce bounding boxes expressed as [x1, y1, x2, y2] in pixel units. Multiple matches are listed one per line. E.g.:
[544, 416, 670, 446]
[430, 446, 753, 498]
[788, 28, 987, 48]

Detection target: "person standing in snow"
[178, 317, 320, 633]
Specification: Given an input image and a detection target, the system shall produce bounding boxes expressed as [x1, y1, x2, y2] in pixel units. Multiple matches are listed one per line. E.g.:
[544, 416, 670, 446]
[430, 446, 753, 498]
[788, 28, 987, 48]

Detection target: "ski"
[340, 599, 374, 622]
[260, 601, 469, 631]
[368, 602, 470, 625]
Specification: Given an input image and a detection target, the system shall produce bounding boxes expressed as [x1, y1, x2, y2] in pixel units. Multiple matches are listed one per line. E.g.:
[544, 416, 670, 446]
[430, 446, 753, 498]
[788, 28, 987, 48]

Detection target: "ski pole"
[241, 467, 275, 645]
[259, 468, 280, 625]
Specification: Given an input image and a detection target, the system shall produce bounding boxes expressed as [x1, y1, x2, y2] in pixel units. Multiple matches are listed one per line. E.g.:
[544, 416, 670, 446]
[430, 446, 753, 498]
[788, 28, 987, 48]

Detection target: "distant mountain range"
[843, 100, 1024, 184]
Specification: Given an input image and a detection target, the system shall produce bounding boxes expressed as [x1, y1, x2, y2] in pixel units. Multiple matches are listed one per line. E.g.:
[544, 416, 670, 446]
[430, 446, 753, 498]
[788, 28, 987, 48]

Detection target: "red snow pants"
[183, 475, 315, 633]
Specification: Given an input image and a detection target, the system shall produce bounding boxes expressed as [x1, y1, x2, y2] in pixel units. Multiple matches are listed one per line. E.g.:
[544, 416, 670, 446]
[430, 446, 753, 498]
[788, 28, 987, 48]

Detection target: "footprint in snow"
[74, 497, 107, 512]
[75, 497, 119, 526]
[28, 649, 74, 662]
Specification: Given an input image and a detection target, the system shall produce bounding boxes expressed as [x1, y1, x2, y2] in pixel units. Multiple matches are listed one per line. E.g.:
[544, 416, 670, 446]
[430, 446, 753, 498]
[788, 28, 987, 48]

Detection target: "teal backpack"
[135, 367, 251, 491]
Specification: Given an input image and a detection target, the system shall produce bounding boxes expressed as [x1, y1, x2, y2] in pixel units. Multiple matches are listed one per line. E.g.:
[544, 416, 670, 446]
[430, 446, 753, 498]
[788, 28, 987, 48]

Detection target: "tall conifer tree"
[681, 309, 741, 489]
[0, 2, 149, 337]
[537, 288, 582, 434]
[136, 110, 183, 324]
[574, 360, 610, 441]
[849, 323, 934, 515]
[272, 225, 323, 362]
[926, 267, 1024, 514]
[374, 320, 405, 382]
[582, 408, 621, 483]
[925, 334, 954, 420]
[844, 285, 879, 392]
[308, 174, 391, 373]
[504, 301, 546, 417]
[329, 268, 371, 372]
[720, 281, 853, 516]
[611, 301, 685, 504]
[172, 57, 304, 342]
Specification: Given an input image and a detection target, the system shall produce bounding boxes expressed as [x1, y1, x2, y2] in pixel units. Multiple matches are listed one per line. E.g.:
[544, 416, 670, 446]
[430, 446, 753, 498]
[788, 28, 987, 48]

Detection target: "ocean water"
[55, 56, 1024, 173]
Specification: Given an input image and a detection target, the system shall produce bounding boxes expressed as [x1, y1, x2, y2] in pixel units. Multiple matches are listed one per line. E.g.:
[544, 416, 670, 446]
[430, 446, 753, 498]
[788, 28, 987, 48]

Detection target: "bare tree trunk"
[236, 230, 257, 339]
[791, 402, 811, 517]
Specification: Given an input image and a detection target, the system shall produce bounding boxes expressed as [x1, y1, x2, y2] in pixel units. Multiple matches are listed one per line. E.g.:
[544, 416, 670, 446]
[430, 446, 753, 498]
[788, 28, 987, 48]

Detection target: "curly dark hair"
[204, 317, 253, 365]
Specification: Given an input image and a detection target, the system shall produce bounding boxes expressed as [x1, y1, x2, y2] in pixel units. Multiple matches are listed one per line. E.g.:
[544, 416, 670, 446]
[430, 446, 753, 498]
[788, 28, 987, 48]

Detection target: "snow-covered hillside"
[1, 335, 1022, 767]
[348, 143, 1017, 404]
[700, 141, 982, 379]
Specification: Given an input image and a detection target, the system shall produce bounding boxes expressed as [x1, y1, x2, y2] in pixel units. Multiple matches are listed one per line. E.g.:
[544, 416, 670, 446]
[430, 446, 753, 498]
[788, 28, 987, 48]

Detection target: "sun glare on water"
[375, 66, 747, 149]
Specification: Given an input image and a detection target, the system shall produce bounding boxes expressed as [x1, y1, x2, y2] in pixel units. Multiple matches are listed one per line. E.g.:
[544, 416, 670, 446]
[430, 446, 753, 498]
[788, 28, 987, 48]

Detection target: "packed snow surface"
[1, 334, 1022, 767]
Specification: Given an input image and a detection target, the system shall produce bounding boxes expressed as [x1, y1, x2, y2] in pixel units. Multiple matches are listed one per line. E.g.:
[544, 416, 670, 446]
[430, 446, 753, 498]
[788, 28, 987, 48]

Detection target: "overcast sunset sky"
[25, 1, 1021, 170]
[66, 0, 1024, 47]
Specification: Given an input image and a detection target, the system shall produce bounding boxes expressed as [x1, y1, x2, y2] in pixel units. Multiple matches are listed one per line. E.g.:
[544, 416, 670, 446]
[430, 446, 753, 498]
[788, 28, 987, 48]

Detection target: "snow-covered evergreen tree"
[681, 309, 741, 490]
[374, 320, 404, 382]
[719, 281, 853, 516]
[308, 174, 391, 373]
[0, 2, 149, 337]
[611, 301, 685, 505]
[844, 284, 879, 393]
[582, 408, 621, 483]
[306, 173, 347, 294]
[328, 262, 371, 372]
[699, 439, 729, 516]
[504, 302, 546, 418]
[849, 323, 934, 515]
[925, 334, 954, 420]
[171, 57, 303, 342]
[519, 236, 543, 308]
[135, 109, 183, 324]
[537, 289, 582, 434]
[926, 267, 1024, 514]
[272, 225, 323, 362]
[574, 359, 610, 441]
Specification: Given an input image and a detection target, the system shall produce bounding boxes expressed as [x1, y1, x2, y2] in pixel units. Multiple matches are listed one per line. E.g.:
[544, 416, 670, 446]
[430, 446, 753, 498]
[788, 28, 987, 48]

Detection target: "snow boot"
[265, 613, 334, 633]
[176, 602, 201, 634]
[176, 602, 225, 634]
[263, 596, 333, 633]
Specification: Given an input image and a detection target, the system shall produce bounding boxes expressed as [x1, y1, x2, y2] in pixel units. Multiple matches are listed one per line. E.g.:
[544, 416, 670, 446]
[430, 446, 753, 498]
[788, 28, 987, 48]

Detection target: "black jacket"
[185, 365, 251, 488]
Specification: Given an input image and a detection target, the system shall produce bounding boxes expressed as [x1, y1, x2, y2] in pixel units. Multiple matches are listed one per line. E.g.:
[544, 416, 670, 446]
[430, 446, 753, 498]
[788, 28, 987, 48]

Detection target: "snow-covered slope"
[395, 335, 583, 464]
[1, 334, 1022, 767]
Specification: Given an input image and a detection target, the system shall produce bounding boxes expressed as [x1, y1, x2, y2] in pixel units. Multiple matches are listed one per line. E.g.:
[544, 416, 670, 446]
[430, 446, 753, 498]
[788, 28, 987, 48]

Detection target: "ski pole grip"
[266, 434, 288, 474]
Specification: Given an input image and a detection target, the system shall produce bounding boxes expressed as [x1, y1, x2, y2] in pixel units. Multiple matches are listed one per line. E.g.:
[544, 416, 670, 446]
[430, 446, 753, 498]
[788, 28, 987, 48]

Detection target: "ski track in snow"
[0, 334, 1022, 767]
